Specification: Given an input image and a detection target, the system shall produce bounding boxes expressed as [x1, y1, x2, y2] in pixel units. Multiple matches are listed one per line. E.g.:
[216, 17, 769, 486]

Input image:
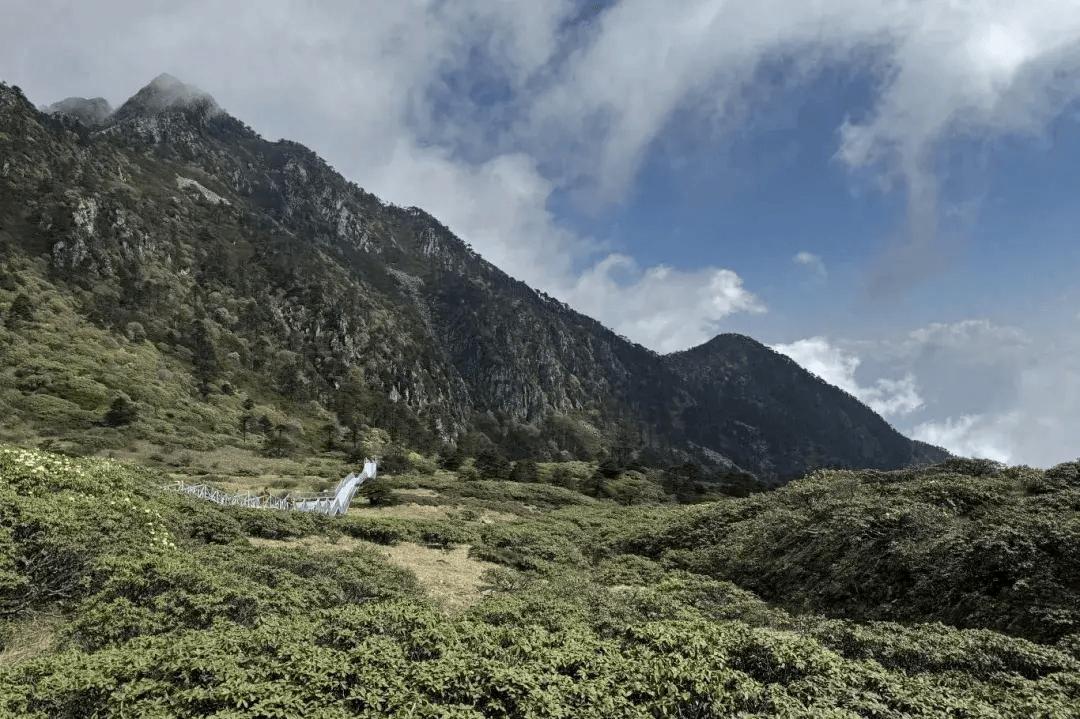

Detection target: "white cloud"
[564, 254, 767, 353]
[768, 336, 924, 417]
[831, 317, 1080, 469]
[793, 251, 827, 278]
[845, 318, 1034, 366]
[904, 319, 1032, 356]
[8, 0, 1080, 353]
[909, 413, 1018, 465]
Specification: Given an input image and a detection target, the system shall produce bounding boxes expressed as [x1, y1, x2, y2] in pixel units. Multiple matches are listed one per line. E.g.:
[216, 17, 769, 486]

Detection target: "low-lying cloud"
[774, 319, 1080, 469]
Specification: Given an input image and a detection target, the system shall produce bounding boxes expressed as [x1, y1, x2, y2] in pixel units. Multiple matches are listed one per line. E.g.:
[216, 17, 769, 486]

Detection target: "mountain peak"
[112, 73, 221, 122]
[42, 96, 113, 126]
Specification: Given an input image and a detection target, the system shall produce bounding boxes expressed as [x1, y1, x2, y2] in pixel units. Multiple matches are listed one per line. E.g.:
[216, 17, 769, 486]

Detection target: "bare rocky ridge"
[0, 75, 953, 491]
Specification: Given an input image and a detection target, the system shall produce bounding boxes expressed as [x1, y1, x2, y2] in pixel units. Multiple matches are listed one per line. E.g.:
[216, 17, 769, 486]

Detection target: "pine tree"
[5, 292, 34, 329]
[190, 319, 218, 386]
[103, 396, 137, 427]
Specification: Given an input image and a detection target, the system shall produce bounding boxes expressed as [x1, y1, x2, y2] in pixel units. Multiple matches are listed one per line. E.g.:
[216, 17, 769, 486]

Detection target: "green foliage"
[601, 473, 669, 506]
[475, 449, 511, 480]
[356, 477, 404, 507]
[4, 292, 33, 329]
[0, 445, 1079, 716]
[407, 451, 437, 475]
[260, 431, 296, 458]
[509, 459, 539, 483]
[102, 395, 137, 427]
[442, 479, 600, 510]
[620, 463, 1080, 647]
[438, 446, 466, 471]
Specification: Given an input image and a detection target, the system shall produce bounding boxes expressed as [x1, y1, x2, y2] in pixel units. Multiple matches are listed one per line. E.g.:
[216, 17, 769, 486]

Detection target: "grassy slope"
[0, 446, 1078, 718]
[0, 257, 329, 459]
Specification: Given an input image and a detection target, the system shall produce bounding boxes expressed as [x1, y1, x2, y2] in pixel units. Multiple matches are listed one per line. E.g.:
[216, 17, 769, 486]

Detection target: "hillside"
[0, 74, 951, 495]
[0, 447, 1077, 717]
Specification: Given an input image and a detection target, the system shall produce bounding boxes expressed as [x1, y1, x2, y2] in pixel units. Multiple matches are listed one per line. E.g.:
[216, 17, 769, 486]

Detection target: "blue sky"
[4, 0, 1080, 469]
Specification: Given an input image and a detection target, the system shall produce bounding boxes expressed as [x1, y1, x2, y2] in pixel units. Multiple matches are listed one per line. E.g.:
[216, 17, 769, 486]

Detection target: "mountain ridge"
[0, 75, 953, 493]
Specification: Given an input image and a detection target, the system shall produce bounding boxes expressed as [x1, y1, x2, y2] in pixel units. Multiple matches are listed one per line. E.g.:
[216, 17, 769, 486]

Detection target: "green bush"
[220, 505, 322, 540]
[407, 451, 437, 475]
[337, 516, 411, 545]
[1, 446, 1080, 717]
[357, 477, 403, 507]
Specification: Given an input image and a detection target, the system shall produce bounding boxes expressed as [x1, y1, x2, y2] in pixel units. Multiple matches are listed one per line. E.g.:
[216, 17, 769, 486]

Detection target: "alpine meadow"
[0, 74, 1078, 718]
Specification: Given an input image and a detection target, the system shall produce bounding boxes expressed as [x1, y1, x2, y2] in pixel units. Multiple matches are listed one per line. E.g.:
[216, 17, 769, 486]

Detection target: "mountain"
[40, 96, 112, 126]
[663, 334, 951, 480]
[0, 75, 953, 494]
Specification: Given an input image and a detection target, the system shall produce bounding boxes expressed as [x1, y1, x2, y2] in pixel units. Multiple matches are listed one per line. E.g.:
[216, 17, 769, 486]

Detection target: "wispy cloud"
[8, 1, 1080, 352]
[793, 318, 1080, 468]
[793, 251, 827, 279]
[909, 413, 1020, 465]
[566, 254, 767, 353]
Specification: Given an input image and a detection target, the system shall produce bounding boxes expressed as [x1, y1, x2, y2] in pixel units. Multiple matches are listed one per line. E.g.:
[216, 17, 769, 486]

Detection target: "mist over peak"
[111, 73, 222, 122]
[41, 96, 112, 126]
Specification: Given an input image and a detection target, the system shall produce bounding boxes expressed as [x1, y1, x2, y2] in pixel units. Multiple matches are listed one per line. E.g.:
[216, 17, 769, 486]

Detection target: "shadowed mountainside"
[0, 75, 952, 491]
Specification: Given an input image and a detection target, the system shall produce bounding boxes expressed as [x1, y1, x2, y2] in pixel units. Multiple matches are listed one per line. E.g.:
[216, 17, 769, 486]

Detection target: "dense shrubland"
[1, 445, 1078, 717]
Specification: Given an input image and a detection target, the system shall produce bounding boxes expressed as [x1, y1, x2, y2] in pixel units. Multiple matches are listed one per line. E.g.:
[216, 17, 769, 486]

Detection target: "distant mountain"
[41, 96, 112, 126]
[663, 333, 952, 480]
[0, 75, 953, 493]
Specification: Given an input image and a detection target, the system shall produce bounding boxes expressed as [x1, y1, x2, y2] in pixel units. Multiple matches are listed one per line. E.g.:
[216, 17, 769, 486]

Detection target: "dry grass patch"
[382, 542, 501, 615]
[246, 535, 501, 614]
[0, 611, 65, 668]
[393, 488, 439, 497]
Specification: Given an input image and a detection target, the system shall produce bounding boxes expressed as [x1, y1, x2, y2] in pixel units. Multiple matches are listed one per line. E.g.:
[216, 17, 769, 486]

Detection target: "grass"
[245, 535, 502, 615]
[0, 612, 65, 669]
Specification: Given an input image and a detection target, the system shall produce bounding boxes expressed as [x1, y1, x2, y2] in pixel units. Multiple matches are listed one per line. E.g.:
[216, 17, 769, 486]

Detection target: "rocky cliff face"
[0, 75, 953, 488]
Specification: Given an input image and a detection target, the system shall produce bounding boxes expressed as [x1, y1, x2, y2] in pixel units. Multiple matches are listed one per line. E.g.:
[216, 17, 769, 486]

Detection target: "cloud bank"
[773, 318, 1080, 469]
[8, 1, 1080, 352]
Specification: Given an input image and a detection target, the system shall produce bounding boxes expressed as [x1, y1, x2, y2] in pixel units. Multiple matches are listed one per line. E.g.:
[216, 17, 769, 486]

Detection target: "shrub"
[103, 396, 137, 427]
[475, 449, 511, 480]
[407, 452, 436, 476]
[456, 459, 480, 482]
[4, 292, 33, 329]
[357, 478, 402, 507]
[509, 460, 540, 483]
[123, 322, 146, 343]
[438, 446, 465, 471]
[261, 433, 295, 458]
[378, 448, 411, 474]
[1045, 459, 1080, 489]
